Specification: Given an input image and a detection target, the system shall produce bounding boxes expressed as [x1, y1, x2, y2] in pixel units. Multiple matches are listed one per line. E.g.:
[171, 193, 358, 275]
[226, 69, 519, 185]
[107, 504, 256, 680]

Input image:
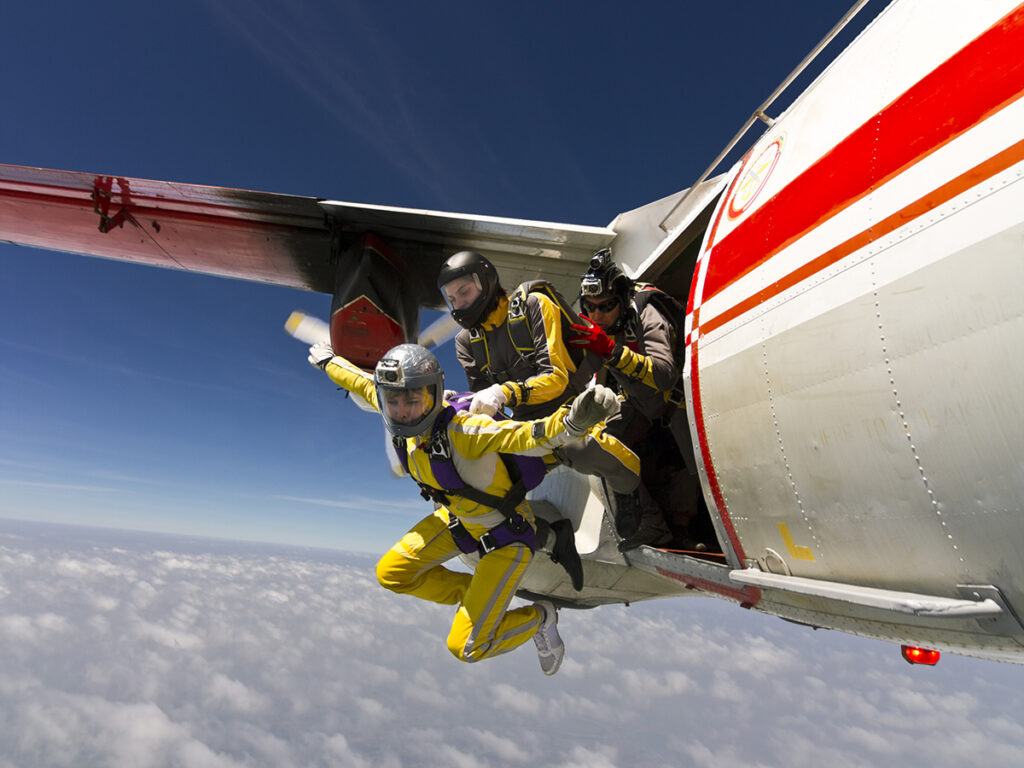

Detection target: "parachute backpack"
[623, 283, 687, 363]
[615, 282, 689, 408]
[466, 280, 595, 383]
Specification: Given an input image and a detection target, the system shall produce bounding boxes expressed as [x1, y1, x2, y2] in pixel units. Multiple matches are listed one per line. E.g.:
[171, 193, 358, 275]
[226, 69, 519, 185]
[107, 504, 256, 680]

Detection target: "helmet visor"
[379, 386, 435, 434]
[440, 273, 484, 315]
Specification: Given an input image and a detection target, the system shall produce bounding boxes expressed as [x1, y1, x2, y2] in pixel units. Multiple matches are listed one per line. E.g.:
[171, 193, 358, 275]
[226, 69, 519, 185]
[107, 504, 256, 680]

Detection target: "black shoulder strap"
[467, 326, 495, 384]
[508, 280, 588, 367]
[506, 285, 536, 365]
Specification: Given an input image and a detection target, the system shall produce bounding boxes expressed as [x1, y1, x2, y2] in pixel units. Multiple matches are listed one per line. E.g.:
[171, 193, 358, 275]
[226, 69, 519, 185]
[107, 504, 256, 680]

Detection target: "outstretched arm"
[451, 386, 620, 459]
[308, 342, 380, 412]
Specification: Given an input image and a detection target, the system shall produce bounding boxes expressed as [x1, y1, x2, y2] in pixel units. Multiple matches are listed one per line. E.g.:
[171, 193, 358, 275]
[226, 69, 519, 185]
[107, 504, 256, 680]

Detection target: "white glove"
[308, 341, 336, 370]
[563, 385, 620, 437]
[469, 383, 507, 417]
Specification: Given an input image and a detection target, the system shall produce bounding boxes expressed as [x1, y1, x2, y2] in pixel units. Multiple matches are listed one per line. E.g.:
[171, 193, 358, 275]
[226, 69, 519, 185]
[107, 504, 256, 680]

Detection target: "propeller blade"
[417, 313, 460, 349]
[284, 310, 330, 345]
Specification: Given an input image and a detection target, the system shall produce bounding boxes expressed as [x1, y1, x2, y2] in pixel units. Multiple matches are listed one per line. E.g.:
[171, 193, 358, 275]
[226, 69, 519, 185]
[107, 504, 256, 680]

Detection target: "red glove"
[570, 319, 615, 359]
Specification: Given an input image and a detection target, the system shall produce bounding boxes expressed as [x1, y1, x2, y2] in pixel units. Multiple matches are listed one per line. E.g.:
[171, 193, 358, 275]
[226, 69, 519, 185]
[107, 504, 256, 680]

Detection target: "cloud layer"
[1, 519, 1022, 767]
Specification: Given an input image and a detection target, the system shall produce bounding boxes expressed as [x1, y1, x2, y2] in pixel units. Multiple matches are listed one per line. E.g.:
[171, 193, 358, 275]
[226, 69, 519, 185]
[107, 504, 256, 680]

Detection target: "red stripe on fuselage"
[701, 136, 1024, 336]
[686, 6, 1024, 570]
[700, 5, 1024, 303]
[688, 330, 749, 563]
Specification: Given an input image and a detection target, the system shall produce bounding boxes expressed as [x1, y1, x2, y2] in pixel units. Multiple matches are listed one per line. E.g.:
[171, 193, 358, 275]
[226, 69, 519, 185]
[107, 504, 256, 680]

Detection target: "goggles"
[583, 297, 620, 313]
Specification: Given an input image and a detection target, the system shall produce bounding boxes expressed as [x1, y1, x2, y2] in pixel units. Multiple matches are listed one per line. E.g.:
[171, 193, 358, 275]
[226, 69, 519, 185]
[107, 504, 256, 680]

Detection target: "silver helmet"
[374, 343, 445, 438]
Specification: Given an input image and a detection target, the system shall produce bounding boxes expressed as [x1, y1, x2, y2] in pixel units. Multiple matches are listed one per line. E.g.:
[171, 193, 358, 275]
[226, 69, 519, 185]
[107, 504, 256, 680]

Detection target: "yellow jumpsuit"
[323, 355, 578, 663]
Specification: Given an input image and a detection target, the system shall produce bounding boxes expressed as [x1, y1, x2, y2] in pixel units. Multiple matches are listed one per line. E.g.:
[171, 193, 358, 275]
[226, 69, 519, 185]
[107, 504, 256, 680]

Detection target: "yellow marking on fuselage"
[777, 523, 815, 561]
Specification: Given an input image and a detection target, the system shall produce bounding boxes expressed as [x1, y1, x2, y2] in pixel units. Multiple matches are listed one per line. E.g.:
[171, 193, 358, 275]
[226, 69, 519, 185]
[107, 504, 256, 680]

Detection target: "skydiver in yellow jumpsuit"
[307, 341, 619, 675]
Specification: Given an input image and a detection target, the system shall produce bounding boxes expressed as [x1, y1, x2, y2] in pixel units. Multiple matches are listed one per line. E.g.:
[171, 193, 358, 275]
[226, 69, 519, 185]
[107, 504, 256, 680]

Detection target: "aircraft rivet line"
[873, 267, 963, 566]
[762, 337, 817, 560]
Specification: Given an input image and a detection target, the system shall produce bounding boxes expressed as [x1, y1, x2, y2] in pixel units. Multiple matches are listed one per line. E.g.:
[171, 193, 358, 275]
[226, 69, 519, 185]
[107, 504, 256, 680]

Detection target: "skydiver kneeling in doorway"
[570, 250, 707, 553]
[307, 341, 618, 675]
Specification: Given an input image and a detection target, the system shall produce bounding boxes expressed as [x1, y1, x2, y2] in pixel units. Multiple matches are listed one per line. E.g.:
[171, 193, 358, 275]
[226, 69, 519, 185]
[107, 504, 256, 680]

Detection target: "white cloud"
[556, 744, 619, 768]
[1, 519, 1024, 767]
[272, 494, 427, 522]
[467, 727, 533, 764]
[206, 673, 269, 714]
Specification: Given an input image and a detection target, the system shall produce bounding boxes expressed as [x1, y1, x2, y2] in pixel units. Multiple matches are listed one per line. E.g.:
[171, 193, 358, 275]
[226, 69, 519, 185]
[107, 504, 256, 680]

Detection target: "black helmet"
[579, 249, 633, 333]
[374, 344, 445, 438]
[437, 251, 501, 328]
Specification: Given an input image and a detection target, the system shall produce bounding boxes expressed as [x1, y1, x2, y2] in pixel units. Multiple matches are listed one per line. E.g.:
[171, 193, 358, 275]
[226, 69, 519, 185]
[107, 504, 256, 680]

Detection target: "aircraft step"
[729, 569, 1004, 619]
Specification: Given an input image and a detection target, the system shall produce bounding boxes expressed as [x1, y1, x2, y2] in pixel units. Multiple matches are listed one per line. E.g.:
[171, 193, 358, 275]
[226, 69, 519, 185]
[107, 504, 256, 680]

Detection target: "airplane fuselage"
[661, 0, 1024, 662]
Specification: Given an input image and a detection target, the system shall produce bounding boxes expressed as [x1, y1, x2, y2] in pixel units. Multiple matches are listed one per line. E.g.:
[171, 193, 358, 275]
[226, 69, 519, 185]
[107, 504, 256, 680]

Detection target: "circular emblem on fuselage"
[726, 135, 784, 220]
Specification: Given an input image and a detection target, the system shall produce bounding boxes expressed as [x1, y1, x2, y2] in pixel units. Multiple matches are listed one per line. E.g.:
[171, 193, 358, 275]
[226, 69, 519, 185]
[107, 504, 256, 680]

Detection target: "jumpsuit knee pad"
[446, 636, 483, 663]
[375, 549, 409, 593]
[446, 608, 486, 663]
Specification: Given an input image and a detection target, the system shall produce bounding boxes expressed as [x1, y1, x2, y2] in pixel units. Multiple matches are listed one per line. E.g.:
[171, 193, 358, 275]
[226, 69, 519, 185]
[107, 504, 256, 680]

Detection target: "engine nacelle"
[329, 233, 418, 368]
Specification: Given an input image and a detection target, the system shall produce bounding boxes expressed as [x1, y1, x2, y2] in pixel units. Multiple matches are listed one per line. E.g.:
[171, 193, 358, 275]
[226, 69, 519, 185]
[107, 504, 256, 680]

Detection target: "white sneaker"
[532, 600, 564, 676]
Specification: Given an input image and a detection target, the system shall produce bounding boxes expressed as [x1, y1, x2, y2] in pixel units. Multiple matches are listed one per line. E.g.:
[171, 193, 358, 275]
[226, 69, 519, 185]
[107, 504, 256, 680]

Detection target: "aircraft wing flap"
[321, 200, 612, 251]
[320, 200, 615, 297]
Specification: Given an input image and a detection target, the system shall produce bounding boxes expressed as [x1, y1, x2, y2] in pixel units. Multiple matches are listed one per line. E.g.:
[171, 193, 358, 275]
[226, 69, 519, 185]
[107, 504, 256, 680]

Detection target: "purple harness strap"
[448, 514, 537, 555]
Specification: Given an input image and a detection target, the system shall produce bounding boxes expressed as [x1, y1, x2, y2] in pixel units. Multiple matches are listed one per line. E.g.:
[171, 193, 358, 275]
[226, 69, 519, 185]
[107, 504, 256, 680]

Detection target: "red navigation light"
[901, 645, 941, 665]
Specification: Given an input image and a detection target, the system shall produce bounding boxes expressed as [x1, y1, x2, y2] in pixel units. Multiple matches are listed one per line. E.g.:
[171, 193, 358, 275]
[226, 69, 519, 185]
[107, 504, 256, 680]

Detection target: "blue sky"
[0, 0, 870, 551]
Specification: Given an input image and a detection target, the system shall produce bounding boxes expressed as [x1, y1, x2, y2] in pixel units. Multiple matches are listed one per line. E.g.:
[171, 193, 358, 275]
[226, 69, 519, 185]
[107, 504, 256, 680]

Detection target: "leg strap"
[448, 514, 537, 556]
